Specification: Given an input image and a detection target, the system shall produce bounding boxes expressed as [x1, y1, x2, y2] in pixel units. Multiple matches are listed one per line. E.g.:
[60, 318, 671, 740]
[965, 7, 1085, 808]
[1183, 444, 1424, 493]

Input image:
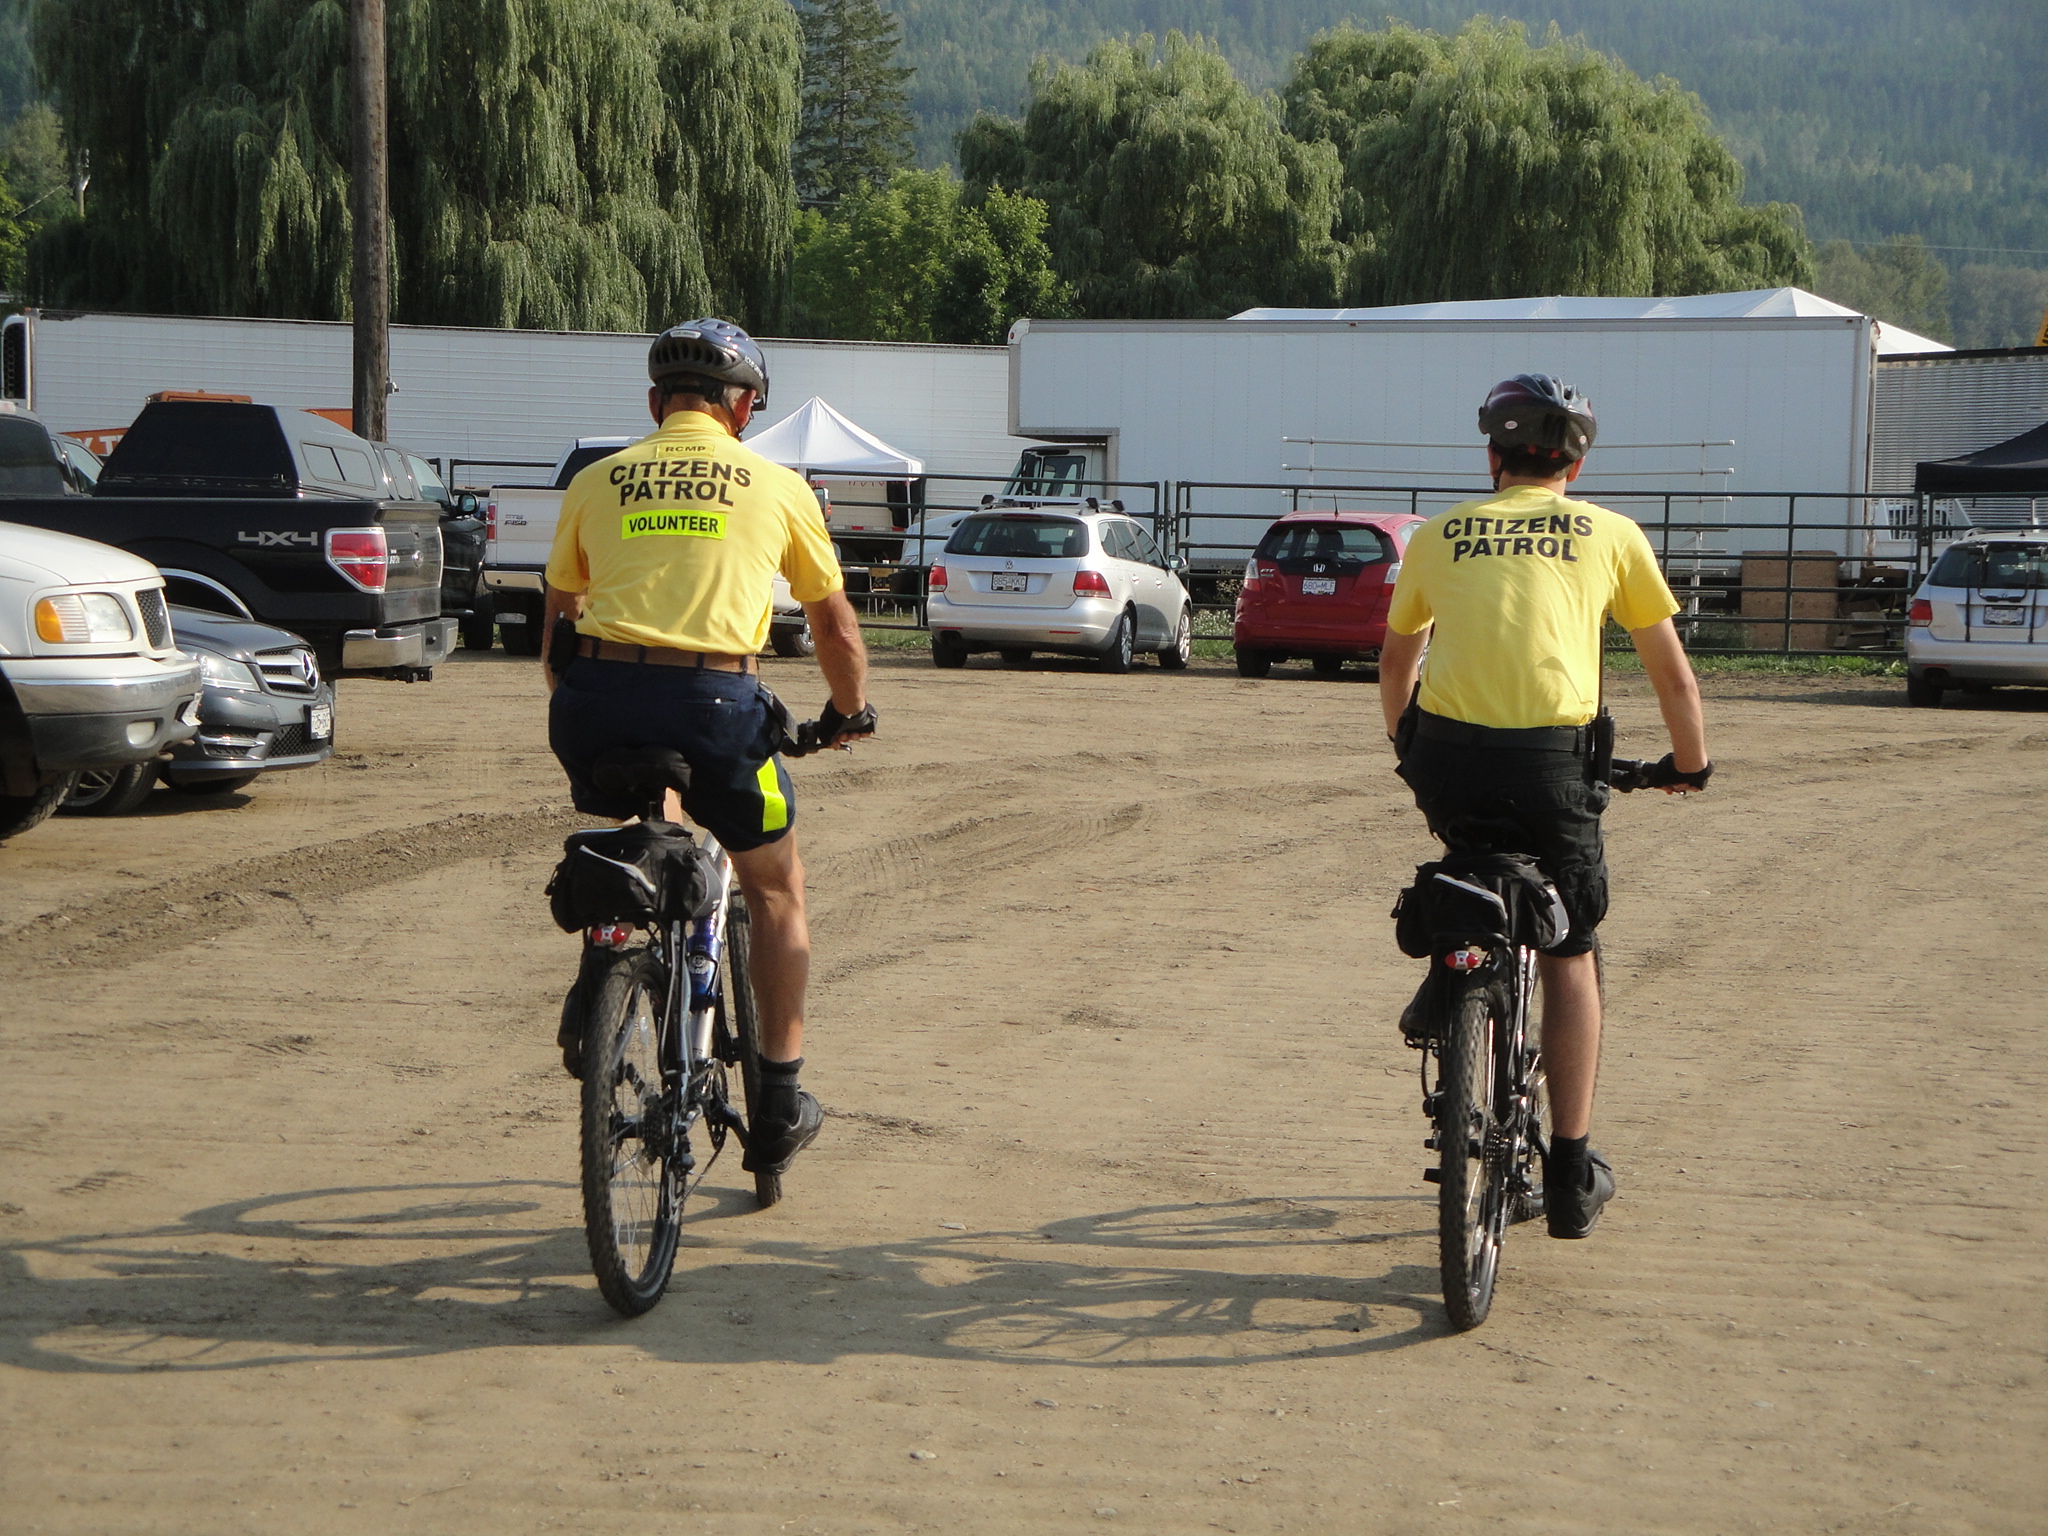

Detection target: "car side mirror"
[1171, 555, 1190, 575]
[455, 491, 480, 514]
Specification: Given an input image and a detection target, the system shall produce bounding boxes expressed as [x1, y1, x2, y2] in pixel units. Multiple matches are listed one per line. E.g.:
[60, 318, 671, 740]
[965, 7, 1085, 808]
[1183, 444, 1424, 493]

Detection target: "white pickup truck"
[482, 438, 813, 657]
[1, 521, 203, 839]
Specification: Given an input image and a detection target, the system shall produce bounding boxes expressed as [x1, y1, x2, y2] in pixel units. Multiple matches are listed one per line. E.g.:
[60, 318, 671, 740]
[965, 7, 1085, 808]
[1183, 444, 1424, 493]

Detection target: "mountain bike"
[1404, 756, 1657, 1331]
[571, 736, 820, 1318]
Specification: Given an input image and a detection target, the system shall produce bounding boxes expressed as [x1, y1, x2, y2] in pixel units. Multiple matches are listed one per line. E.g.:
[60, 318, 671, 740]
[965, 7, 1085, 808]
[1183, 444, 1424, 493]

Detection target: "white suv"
[1905, 531, 2048, 706]
[926, 508, 1193, 672]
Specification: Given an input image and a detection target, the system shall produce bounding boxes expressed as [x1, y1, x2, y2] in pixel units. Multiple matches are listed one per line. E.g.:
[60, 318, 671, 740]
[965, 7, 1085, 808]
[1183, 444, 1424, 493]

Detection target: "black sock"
[758, 1054, 803, 1082]
[1549, 1134, 1589, 1184]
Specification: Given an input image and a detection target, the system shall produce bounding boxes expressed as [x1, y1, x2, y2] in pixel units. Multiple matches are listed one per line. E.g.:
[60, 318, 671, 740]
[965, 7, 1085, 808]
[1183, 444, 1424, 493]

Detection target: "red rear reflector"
[325, 527, 389, 592]
[929, 564, 948, 591]
[1908, 598, 1932, 626]
[485, 501, 497, 542]
[1073, 569, 1111, 596]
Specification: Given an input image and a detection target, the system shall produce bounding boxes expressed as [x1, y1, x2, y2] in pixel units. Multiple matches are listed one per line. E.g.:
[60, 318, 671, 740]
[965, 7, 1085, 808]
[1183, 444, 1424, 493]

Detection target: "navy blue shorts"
[548, 659, 795, 851]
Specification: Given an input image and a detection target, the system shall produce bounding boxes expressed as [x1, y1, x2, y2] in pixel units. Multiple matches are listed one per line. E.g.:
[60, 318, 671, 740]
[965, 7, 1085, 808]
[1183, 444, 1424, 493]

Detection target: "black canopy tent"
[1915, 420, 2048, 496]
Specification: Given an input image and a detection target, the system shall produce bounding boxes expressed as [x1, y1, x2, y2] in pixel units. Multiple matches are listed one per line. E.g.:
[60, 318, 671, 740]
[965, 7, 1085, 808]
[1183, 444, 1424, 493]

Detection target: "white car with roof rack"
[1905, 528, 2048, 706]
[924, 505, 1192, 672]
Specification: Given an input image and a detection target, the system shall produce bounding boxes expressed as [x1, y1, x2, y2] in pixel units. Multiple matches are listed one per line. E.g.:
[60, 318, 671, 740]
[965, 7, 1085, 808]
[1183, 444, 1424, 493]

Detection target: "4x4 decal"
[237, 530, 317, 547]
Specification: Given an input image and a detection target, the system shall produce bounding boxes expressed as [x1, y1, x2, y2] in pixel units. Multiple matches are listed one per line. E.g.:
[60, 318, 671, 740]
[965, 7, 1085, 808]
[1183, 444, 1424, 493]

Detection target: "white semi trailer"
[0, 309, 1026, 478]
[1008, 288, 1951, 569]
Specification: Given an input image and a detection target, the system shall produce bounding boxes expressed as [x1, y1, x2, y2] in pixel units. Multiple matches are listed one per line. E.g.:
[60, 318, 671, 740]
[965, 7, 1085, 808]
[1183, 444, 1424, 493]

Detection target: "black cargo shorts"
[1395, 733, 1610, 957]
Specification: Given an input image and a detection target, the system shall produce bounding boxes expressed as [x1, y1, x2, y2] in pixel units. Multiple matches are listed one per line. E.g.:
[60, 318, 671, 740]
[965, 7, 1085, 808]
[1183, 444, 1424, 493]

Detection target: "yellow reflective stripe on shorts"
[756, 760, 788, 832]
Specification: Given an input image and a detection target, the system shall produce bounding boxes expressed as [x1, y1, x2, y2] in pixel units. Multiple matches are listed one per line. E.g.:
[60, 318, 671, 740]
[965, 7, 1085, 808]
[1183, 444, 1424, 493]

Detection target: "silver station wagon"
[1906, 531, 2048, 706]
[925, 509, 1193, 672]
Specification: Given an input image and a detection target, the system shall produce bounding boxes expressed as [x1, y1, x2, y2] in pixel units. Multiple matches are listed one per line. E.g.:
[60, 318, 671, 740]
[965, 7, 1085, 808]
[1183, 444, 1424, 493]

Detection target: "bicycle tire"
[1437, 979, 1507, 1331]
[723, 894, 781, 1208]
[580, 946, 682, 1316]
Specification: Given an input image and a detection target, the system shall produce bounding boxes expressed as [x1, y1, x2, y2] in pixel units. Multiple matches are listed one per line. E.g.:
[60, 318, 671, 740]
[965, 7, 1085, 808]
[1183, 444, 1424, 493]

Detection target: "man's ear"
[648, 386, 664, 425]
[730, 389, 756, 433]
[1563, 458, 1585, 483]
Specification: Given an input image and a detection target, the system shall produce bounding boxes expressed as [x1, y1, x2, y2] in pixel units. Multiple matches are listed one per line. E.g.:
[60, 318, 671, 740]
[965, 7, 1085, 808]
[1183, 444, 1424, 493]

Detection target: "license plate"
[1982, 607, 2024, 625]
[1301, 576, 1337, 595]
[991, 572, 1029, 592]
[309, 704, 333, 740]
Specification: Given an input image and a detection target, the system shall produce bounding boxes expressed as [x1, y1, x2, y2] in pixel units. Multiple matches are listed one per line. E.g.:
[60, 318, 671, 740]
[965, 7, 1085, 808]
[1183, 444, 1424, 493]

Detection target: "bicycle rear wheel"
[580, 947, 683, 1316]
[1437, 980, 1509, 1331]
[722, 894, 781, 1209]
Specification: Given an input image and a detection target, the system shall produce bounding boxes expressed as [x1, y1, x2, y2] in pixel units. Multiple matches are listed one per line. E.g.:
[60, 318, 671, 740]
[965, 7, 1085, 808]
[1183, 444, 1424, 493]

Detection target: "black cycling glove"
[1642, 753, 1713, 790]
[818, 700, 877, 744]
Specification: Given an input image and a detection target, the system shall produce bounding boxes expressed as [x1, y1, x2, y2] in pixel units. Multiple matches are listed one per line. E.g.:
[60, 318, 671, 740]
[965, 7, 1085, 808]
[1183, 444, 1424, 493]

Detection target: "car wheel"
[771, 622, 817, 658]
[0, 773, 78, 840]
[1234, 645, 1271, 679]
[499, 597, 545, 656]
[1098, 610, 1135, 674]
[1311, 655, 1344, 677]
[999, 647, 1033, 667]
[58, 761, 158, 816]
[1905, 671, 1945, 708]
[163, 772, 261, 796]
[1158, 608, 1192, 669]
[931, 632, 968, 669]
[459, 605, 497, 650]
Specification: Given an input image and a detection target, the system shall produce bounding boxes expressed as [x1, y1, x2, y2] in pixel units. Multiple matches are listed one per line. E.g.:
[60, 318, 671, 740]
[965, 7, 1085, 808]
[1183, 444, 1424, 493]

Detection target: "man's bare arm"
[540, 582, 585, 694]
[1379, 626, 1430, 740]
[804, 590, 869, 737]
[1628, 617, 1709, 780]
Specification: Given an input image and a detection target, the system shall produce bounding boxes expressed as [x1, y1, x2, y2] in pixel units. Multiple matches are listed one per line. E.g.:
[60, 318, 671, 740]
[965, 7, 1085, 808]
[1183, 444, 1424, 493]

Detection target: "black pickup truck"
[0, 400, 454, 678]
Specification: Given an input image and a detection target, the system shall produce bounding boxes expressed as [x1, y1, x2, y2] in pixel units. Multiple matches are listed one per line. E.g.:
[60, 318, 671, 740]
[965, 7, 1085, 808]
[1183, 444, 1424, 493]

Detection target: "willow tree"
[1282, 19, 1812, 305]
[959, 33, 1346, 319]
[29, 0, 800, 330]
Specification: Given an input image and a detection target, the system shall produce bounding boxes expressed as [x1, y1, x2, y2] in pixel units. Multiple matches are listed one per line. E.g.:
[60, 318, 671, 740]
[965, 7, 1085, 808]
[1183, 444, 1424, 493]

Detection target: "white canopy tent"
[743, 395, 926, 476]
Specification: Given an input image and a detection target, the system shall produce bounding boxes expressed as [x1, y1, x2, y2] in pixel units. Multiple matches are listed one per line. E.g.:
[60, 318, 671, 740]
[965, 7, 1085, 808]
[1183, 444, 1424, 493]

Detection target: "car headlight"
[196, 650, 262, 690]
[34, 592, 134, 643]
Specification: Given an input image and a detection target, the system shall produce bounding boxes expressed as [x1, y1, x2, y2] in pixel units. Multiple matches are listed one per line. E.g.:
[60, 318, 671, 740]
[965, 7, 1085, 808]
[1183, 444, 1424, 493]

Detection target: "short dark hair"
[655, 372, 742, 410]
[1493, 444, 1577, 478]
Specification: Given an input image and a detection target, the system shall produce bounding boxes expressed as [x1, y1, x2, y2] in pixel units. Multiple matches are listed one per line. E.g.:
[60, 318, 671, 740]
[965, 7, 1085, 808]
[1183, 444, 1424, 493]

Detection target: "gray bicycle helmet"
[648, 318, 770, 409]
[1478, 374, 1596, 461]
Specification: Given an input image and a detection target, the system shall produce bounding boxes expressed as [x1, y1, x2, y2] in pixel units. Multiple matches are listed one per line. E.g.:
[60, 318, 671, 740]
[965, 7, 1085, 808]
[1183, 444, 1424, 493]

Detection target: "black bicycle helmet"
[1478, 374, 1597, 461]
[648, 318, 770, 409]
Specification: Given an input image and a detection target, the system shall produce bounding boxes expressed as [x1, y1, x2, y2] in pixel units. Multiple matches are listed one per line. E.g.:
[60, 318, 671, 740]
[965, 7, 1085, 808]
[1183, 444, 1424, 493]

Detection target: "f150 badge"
[237, 530, 317, 547]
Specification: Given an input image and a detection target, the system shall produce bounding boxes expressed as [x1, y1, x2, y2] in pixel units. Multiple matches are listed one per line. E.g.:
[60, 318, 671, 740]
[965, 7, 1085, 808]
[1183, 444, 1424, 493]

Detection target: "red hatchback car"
[1233, 510, 1425, 677]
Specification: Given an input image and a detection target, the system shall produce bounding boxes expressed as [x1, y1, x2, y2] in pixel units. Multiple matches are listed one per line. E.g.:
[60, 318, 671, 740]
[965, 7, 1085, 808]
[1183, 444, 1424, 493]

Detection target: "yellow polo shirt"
[1387, 486, 1679, 729]
[545, 410, 843, 654]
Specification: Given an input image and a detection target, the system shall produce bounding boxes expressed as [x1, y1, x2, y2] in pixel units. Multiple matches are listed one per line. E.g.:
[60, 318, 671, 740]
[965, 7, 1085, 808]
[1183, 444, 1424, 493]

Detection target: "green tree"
[792, 0, 914, 205]
[1, 101, 69, 222]
[1283, 19, 1811, 306]
[959, 33, 1345, 319]
[1811, 236, 1953, 344]
[1950, 264, 2048, 351]
[786, 166, 1070, 342]
[28, 0, 800, 330]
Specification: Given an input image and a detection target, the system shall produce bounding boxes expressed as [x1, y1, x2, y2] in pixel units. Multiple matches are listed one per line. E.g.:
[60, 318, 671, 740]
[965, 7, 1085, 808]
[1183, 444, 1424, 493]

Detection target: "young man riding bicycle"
[1379, 374, 1711, 1239]
[542, 318, 876, 1179]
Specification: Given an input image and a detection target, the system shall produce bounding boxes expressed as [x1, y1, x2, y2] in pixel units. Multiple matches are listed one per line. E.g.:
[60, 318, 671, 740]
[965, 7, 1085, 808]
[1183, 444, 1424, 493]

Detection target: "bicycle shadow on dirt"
[0, 1179, 1452, 1376]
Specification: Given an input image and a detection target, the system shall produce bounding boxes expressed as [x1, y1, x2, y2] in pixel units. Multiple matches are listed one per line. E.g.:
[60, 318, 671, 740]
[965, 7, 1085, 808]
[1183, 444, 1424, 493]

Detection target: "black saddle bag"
[1392, 851, 1570, 957]
[546, 820, 721, 932]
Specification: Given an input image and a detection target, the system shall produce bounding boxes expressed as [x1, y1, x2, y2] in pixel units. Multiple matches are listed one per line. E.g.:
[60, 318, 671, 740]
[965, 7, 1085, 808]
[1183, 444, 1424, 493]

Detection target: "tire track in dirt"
[0, 806, 588, 982]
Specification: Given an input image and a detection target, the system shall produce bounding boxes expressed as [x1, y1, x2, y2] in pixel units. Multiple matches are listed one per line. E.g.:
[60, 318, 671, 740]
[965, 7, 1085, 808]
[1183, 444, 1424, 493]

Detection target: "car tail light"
[485, 500, 497, 543]
[326, 527, 389, 592]
[1242, 557, 1259, 589]
[1908, 598, 1932, 627]
[929, 564, 947, 592]
[1073, 569, 1112, 597]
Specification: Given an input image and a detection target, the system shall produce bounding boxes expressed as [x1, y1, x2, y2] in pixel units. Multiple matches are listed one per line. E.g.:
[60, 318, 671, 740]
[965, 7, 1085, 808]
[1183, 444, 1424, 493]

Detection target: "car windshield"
[1255, 522, 1390, 562]
[1002, 453, 1088, 499]
[944, 515, 1089, 559]
[1930, 542, 2048, 590]
[0, 417, 75, 495]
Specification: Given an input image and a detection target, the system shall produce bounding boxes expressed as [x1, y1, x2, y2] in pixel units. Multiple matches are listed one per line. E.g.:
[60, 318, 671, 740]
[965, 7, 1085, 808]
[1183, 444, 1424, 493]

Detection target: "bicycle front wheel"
[580, 947, 682, 1316]
[721, 894, 781, 1209]
[1437, 980, 1508, 1331]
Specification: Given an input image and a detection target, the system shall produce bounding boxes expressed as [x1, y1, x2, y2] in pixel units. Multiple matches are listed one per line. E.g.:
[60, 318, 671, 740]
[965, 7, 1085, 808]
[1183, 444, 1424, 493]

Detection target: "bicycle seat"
[589, 746, 693, 803]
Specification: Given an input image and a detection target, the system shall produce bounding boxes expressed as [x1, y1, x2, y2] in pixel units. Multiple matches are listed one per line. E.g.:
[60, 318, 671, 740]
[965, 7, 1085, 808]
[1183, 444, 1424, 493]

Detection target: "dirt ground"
[1, 646, 2042, 1535]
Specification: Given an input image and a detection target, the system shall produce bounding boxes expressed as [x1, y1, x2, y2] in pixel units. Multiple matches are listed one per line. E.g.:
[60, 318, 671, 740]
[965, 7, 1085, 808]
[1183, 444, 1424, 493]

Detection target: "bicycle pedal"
[1423, 1167, 1442, 1184]
[1423, 1132, 1440, 1151]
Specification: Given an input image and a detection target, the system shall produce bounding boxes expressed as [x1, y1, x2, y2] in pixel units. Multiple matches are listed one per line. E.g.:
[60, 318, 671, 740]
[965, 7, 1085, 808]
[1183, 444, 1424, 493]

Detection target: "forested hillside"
[895, 0, 2045, 270]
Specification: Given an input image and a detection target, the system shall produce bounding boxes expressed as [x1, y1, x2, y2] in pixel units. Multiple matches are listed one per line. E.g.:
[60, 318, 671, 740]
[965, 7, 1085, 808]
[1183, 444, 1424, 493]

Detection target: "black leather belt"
[1414, 709, 1593, 752]
[578, 636, 757, 673]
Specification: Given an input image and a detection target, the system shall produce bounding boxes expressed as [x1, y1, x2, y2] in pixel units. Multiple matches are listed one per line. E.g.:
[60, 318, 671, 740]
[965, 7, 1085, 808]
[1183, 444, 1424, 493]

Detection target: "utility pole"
[350, 0, 389, 443]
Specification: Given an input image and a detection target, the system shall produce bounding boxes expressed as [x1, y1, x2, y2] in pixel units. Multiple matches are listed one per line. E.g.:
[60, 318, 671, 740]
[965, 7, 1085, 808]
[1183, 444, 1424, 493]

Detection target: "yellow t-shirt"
[1386, 485, 1679, 729]
[544, 410, 844, 654]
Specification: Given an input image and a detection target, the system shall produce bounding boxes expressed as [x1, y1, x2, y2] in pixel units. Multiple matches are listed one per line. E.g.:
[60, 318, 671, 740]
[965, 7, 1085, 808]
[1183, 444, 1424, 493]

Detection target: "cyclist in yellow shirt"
[1379, 375, 1711, 1240]
[543, 319, 875, 1178]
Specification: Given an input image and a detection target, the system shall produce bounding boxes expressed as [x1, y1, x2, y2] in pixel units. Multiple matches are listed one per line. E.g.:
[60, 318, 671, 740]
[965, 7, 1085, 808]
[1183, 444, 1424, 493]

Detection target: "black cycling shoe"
[557, 987, 586, 1080]
[1545, 1147, 1616, 1239]
[743, 1088, 823, 1174]
[1398, 975, 1436, 1044]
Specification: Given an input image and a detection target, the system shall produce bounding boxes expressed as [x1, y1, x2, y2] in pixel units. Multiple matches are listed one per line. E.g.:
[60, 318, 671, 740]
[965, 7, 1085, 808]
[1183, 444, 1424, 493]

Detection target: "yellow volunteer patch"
[621, 509, 728, 540]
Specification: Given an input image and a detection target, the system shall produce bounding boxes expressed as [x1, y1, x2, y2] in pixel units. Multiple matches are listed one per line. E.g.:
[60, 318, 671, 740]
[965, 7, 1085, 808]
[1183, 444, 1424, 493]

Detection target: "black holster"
[547, 616, 580, 676]
[1587, 707, 1615, 786]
